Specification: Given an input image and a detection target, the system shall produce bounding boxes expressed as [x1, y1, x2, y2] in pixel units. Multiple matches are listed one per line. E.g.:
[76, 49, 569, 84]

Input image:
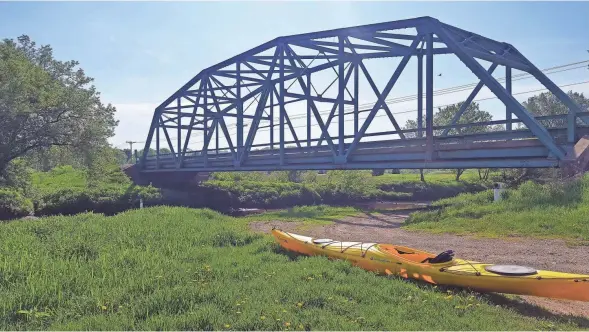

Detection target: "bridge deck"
[140, 127, 589, 172]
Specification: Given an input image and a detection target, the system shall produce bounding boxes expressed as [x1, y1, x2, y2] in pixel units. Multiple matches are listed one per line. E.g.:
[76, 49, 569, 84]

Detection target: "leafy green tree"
[404, 102, 493, 138]
[522, 91, 589, 128]
[403, 102, 494, 181]
[0, 35, 117, 175]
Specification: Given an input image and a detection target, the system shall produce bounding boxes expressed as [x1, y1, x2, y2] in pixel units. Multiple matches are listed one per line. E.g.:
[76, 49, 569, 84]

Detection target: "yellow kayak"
[272, 229, 589, 302]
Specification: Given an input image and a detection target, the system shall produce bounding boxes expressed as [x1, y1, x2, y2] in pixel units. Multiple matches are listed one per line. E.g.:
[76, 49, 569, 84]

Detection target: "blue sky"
[1, 1, 588, 148]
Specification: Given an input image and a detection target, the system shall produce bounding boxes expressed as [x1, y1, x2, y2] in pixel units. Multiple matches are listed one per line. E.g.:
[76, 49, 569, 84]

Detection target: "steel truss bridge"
[138, 16, 589, 175]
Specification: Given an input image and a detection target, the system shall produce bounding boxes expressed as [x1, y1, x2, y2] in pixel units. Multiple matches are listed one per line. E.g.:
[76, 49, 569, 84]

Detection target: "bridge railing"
[140, 112, 589, 163]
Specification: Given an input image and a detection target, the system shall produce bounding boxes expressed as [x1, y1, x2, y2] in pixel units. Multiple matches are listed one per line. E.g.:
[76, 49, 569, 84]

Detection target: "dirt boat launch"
[272, 229, 589, 302]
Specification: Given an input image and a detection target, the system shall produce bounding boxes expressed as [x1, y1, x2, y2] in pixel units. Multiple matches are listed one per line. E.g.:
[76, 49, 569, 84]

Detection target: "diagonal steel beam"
[160, 118, 177, 163]
[433, 21, 565, 160]
[238, 47, 282, 164]
[209, 75, 238, 98]
[441, 62, 498, 136]
[345, 37, 406, 139]
[315, 61, 355, 146]
[285, 45, 354, 147]
[283, 46, 339, 158]
[179, 79, 205, 165]
[207, 79, 236, 157]
[508, 45, 589, 127]
[345, 36, 422, 159]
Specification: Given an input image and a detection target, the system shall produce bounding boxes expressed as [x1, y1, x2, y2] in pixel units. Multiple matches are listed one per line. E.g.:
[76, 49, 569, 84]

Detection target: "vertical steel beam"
[316, 64, 355, 146]
[237, 62, 243, 157]
[270, 88, 274, 150]
[568, 105, 576, 144]
[345, 37, 422, 159]
[155, 123, 160, 169]
[176, 97, 181, 168]
[279, 45, 285, 165]
[306, 73, 311, 147]
[425, 33, 434, 160]
[338, 36, 345, 156]
[203, 83, 208, 166]
[215, 120, 219, 155]
[282, 48, 339, 158]
[506, 66, 512, 131]
[353, 62, 359, 135]
[417, 54, 423, 138]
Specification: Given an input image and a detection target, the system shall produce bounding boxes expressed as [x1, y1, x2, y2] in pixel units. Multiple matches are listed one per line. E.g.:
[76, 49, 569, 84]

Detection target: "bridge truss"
[140, 16, 588, 172]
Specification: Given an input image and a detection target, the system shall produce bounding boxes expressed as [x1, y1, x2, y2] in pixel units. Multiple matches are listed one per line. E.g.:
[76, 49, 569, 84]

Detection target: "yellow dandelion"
[445, 295, 453, 300]
[296, 302, 303, 307]
[260, 316, 266, 320]
[284, 322, 291, 327]
[282, 309, 287, 313]
[101, 305, 107, 310]
[224, 324, 231, 328]
[298, 324, 304, 329]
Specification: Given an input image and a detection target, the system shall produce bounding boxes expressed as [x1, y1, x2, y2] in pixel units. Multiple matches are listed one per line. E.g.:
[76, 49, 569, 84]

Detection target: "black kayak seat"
[422, 250, 455, 264]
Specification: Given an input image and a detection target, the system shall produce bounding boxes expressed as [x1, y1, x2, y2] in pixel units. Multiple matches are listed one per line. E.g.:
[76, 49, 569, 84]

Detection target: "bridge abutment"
[560, 135, 589, 177]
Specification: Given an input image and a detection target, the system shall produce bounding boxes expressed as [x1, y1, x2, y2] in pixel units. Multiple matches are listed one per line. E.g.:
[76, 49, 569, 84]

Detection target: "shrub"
[0, 188, 34, 220]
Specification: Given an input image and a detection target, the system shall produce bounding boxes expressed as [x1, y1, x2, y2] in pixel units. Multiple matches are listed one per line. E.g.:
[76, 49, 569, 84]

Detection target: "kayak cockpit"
[378, 244, 455, 264]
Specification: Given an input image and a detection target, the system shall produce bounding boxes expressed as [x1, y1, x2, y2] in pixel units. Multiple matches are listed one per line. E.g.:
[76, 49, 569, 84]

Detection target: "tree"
[522, 91, 589, 129]
[0, 35, 117, 175]
[403, 102, 494, 181]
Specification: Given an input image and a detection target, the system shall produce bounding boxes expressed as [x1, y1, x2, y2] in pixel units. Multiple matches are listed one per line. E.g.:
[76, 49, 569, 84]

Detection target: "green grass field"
[31, 166, 87, 196]
[0, 207, 583, 330]
[404, 174, 589, 243]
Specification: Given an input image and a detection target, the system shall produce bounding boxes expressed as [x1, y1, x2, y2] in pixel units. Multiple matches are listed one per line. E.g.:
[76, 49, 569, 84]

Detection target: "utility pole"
[125, 141, 141, 163]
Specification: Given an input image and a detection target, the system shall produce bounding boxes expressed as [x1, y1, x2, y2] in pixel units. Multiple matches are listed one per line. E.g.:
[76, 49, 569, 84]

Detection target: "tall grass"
[405, 174, 589, 241]
[0, 207, 579, 330]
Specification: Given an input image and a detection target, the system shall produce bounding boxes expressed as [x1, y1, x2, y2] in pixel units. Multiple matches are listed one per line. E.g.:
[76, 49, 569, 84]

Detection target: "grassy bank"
[405, 174, 589, 243]
[204, 170, 492, 209]
[0, 165, 161, 220]
[0, 207, 581, 330]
